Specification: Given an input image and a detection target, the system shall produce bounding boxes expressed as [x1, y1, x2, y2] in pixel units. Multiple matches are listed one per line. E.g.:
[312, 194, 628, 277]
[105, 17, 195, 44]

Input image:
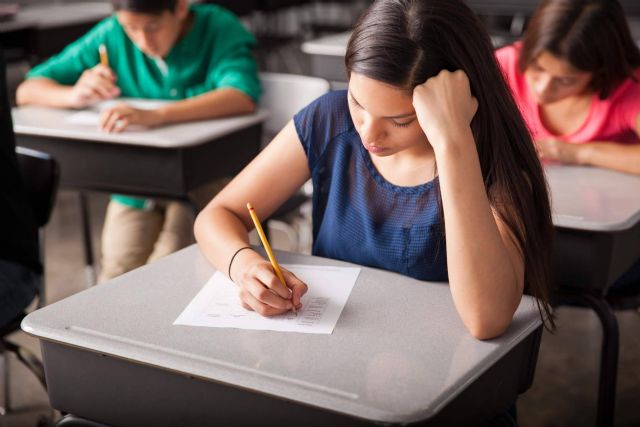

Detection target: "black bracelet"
[228, 246, 252, 282]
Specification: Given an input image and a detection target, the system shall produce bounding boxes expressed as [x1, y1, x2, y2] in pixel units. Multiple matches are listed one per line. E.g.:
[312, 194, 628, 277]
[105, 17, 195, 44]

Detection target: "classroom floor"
[1, 190, 639, 427]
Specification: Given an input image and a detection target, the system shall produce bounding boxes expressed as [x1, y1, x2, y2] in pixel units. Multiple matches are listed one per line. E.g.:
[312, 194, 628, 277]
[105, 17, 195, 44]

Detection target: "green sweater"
[28, 4, 260, 209]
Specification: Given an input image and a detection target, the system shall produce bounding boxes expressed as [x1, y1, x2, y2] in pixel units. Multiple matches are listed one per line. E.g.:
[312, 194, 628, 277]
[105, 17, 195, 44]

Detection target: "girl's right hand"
[233, 253, 308, 317]
[412, 69, 478, 152]
[69, 64, 120, 108]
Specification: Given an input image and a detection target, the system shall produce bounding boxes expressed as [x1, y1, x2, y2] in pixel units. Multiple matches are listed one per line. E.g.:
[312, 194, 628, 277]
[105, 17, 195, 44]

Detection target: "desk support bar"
[554, 291, 619, 427]
[79, 192, 96, 287]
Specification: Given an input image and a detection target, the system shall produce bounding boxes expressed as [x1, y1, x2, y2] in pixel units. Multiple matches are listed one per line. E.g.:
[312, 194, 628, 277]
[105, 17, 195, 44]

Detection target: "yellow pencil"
[246, 202, 288, 289]
[99, 44, 109, 67]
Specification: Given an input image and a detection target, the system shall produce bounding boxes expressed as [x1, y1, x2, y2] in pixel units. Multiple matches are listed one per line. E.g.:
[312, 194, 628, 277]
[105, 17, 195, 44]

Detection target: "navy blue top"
[293, 90, 448, 281]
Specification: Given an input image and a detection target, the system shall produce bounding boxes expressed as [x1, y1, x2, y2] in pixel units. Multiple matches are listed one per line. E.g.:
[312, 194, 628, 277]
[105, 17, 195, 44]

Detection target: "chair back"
[15, 146, 59, 228]
[259, 72, 331, 138]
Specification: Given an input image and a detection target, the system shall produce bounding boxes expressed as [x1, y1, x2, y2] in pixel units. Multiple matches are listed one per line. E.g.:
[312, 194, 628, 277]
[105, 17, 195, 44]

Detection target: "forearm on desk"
[16, 78, 74, 108]
[576, 142, 640, 175]
[436, 130, 523, 340]
[155, 88, 256, 125]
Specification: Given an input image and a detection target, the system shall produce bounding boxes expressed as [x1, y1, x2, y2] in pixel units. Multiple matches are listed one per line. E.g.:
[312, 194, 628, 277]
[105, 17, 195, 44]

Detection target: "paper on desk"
[65, 99, 170, 126]
[174, 265, 361, 334]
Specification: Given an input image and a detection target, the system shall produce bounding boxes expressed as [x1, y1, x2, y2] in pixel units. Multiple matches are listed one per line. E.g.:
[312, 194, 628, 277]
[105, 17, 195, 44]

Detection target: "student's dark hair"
[519, 0, 640, 99]
[346, 0, 555, 329]
[111, 0, 177, 15]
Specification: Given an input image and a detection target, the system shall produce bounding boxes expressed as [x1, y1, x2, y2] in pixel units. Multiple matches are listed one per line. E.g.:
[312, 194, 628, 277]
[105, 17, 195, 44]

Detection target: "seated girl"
[195, 0, 555, 341]
[496, 0, 640, 176]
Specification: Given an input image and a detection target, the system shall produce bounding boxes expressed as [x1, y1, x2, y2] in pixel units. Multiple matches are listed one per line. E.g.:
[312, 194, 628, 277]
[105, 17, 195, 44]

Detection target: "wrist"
[432, 126, 475, 157]
[152, 106, 169, 126]
[228, 247, 260, 283]
[574, 144, 592, 166]
[66, 87, 84, 109]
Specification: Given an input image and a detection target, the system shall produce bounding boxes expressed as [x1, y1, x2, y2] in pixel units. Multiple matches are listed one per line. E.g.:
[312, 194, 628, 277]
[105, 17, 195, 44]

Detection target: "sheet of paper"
[174, 265, 361, 334]
[66, 111, 102, 126]
[65, 99, 170, 126]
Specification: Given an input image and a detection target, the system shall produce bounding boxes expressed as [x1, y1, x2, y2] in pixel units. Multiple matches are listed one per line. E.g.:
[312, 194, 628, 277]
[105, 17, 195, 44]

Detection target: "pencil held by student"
[17, 43, 120, 110]
[99, 44, 109, 67]
[203, 202, 306, 316]
[246, 203, 287, 286]
[197, 194, 307, 317]
[246, 203, 300, 313]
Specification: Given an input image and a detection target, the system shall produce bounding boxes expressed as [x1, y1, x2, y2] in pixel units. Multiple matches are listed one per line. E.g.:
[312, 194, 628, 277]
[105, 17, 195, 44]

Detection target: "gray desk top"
[301, 32, 350, 57]
[12, 103, 269, 148]
[0, 2, 111, 33]
[23, 245, 541, 424]
[546, 164, 640, 232]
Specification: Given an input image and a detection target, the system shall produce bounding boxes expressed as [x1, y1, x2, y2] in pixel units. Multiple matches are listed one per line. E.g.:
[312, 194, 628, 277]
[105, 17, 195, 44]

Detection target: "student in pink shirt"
[496, 0, 640, 176]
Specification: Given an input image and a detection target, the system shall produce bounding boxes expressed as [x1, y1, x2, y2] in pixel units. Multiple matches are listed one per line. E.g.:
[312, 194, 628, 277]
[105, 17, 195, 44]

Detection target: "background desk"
[548, 164, 640, 290]
[301, 31, 349, 84]
[12, 106, 267, 198]
[23, 246, 543, 426]
[12, 105, 267, 284]
[0, 2, 111, 63]
[546, 164, 640, 427]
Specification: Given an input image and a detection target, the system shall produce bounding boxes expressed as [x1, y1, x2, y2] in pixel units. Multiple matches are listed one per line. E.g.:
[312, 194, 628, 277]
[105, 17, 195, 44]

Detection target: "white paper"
[65, 99, 170, 126]
[66, 111, 102, 126]
[174, 265, 361, 334]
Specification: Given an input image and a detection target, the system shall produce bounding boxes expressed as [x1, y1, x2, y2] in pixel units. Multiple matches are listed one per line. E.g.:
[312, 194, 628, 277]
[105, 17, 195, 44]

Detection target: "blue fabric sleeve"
[293, 90, 353, 173]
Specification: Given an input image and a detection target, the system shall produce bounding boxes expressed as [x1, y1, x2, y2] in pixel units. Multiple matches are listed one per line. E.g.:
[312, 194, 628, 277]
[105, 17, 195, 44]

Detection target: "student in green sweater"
[16, 0, 260, 282]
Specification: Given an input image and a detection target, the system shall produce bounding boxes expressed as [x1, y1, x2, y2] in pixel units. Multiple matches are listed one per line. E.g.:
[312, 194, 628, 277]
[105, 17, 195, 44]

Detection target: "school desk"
[546, 164, 640, 427]
[0, 2, 111, 63]
[23, 245, 543, 426]
[301, 31, 350, 84]
[12, 103, 267, 285]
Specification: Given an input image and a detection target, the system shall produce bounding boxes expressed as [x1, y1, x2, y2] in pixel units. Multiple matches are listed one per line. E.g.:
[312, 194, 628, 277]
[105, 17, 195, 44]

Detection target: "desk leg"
[79, 193, 96, 287]
[556, 291, 619, 427]
[0, 351, 9, 415]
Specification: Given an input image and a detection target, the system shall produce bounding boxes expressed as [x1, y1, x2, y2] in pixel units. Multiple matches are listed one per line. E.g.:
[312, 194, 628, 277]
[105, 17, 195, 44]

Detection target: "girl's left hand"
[412, 69, 478, 151]
[99, 103, 163, 133]
[536, 138, 582, 164]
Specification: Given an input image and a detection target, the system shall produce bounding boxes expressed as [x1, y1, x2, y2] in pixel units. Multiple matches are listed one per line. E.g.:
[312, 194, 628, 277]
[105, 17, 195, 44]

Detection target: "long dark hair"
[346, 0, 555, 329]
[520, 0, 640, 99]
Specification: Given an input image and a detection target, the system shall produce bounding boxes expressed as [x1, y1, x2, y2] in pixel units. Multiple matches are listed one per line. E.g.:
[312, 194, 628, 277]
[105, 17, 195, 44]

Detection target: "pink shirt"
[496, 43, 640, 145]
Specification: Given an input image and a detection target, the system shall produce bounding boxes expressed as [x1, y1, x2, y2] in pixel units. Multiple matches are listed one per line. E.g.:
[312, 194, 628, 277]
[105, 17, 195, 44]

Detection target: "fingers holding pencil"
[236, 260, 307, 316]
[255, 264, 307, 309]
[280, 268, 307, 310]
[244, 202, 308, 314]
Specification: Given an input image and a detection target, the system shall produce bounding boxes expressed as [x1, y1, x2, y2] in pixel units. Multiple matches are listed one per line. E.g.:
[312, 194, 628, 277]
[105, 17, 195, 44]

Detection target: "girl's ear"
[175, 0, 189, 20]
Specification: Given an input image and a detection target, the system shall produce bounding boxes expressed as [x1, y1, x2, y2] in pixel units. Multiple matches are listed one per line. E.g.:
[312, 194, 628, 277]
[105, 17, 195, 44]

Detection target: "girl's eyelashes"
[349, 93, 414, 128]
[557, 78, 577, 86]
[348, 94, 361, 108]
[392, 120, 414, 128]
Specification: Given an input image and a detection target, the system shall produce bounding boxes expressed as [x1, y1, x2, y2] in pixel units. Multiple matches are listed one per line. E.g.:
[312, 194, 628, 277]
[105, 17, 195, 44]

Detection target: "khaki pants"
[98, 200, 194, 282]
[98, 179, 229, 283]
